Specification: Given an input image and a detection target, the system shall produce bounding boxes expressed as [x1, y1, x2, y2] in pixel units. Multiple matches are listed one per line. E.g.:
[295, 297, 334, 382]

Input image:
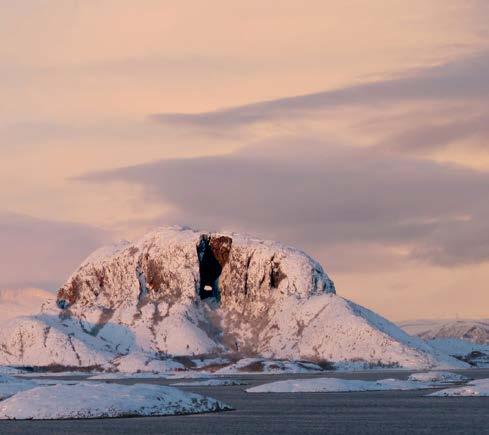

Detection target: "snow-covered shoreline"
[245, 371, 471, 393]
[0, 382, 232, 420]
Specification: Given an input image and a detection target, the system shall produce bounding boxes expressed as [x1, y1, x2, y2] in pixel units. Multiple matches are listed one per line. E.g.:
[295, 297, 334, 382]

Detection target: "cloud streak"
[82, 138, 489, 268]
[376, 112, 489, 154]
[150, 51, 489, 129]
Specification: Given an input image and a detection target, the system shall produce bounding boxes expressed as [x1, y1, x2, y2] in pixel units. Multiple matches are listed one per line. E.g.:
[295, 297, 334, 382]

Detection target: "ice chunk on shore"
[171, 379, 248, 386]
[246, 377, 434, 393]
[408, 371, 470, 384]
[429, 378, 489, 397]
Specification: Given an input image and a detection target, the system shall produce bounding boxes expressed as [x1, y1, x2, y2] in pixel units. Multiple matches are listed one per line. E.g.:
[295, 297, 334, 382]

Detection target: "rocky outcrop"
[54, 228, 335, 357]
[57, 229, 334, 309]
[0, 227, 467, 370]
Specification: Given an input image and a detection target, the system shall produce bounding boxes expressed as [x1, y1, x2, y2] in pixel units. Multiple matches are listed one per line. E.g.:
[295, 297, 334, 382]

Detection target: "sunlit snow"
[0, 383, 232, 420]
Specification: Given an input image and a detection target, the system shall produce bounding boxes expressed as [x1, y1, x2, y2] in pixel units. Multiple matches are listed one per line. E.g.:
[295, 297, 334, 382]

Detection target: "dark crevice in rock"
[67, 333, 82, 366]
[196, 234, 232, 302]
[136, 263, 148, 306]
[243, 252, 254, 296]
[270, 254, 287, 289]
[42, 326, 51, 348]
[18, 331, 25, 358]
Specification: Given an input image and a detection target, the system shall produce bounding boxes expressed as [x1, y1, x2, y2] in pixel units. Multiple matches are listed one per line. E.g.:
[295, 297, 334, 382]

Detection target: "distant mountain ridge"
[400, 319, 489, 344]
[399, 319, 489, 368]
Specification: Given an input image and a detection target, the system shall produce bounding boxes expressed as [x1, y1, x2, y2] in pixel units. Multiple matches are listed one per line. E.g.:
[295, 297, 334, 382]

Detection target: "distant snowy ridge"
[399, 319, 489, 367]
[400, 319, 489, 344]
[0, 227, 466, 371]
[246, 378, 430, 393]
[246, 370, 472, 394]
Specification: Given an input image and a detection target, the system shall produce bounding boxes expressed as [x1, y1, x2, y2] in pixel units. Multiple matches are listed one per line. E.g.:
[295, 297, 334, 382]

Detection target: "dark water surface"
[2, 369, 489, 434]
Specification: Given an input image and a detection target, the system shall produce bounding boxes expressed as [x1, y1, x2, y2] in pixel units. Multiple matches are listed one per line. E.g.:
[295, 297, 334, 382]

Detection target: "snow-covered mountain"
[400, 319, 489, 344]
[400, 319, 489, 367]
[0, 227, 466, 371]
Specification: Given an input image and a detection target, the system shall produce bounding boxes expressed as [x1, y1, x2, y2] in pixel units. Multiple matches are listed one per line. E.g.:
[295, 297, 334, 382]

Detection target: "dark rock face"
[57, 276, 83, 309]
[139, 254, 182, 303]
[209, 235, 233, 267]
[197, 234, 233, 301]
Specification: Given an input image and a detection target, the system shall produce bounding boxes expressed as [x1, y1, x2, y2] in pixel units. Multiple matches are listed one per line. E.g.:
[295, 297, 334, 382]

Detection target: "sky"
[1, 0, 489, 321]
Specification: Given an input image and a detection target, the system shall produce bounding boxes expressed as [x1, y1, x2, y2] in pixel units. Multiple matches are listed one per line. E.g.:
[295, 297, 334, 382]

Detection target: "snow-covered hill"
[0, 383, 232, 419]
[0, 227, 466, 371]
[400, 319, 489, 367]
[400, 319, 489, 344]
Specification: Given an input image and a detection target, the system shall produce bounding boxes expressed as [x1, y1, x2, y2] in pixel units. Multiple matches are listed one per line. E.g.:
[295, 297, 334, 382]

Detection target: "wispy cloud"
[82, 138, 489, 268]
[150, 51, 489, 130]
[376, 111, 489, 154]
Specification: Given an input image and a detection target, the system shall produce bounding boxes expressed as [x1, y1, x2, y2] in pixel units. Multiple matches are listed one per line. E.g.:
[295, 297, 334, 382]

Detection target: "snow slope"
[400, 319, 489, 367]
[246, 377, 436, 393]
[408, 371, 471, 384]
[171, 379, 248, 386]
[426, 339, 489, 368]
[0, 227, 466, 371]
[0, 383, 232, 420]
[429, 378, 489, 397]
[0, 375, 37, 400]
